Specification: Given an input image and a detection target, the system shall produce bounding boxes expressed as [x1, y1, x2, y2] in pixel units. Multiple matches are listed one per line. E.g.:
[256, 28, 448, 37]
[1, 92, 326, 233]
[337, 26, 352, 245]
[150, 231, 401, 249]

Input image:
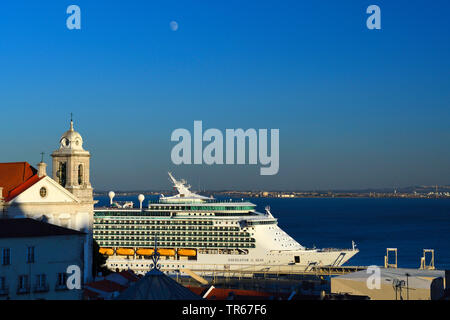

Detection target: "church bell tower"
[51, 118, 93, 203]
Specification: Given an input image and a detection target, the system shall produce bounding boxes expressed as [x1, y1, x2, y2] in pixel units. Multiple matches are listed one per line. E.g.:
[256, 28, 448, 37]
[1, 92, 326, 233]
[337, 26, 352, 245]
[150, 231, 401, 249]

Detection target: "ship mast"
[168, 172, 193, 197]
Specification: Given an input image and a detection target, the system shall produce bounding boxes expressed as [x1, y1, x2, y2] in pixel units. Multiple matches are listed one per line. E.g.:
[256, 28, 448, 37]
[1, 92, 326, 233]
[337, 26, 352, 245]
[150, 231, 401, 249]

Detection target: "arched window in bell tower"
[78, 164, 83, 185]
[57, 162, 67, 187]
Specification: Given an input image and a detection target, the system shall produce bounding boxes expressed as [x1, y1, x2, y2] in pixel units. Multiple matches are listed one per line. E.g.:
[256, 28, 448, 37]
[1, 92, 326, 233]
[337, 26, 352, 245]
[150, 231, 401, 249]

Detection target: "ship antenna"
[168, 172, 177, 184]
[167, 172, 193, 197]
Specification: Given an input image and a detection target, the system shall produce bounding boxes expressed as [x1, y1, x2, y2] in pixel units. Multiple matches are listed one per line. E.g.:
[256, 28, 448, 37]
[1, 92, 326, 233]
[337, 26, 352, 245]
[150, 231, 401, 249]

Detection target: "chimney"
[37, 162, 47, 178]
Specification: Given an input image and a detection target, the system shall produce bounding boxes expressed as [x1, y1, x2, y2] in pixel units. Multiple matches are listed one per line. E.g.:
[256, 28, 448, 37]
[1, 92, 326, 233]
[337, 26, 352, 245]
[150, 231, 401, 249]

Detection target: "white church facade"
[0, 120, 95, 284]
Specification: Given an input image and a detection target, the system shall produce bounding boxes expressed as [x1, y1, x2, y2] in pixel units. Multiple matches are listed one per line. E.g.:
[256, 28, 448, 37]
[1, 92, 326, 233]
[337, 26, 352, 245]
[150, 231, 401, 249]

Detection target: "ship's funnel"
[138, 194, 145, 209]
[108, 191, 115, 205]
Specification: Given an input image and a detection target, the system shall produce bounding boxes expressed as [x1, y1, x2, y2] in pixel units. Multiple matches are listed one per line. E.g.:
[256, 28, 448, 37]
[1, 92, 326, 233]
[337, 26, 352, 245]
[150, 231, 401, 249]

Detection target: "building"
[0, 218, 85, 300]
[331, 267, 446, 300]
[117, 268, 202, 300]
[0, 119, 95, 283]
[83, 270, 141, 300]
[84, 268, 203, 300]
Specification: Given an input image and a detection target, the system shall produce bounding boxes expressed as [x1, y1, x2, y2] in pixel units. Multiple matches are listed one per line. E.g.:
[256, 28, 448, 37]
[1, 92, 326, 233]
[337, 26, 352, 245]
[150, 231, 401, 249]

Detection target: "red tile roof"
[117, 270, 141, 282]
[85, 279, 127, 293]
[83, 270, 141, 299]
[0, 162, 41, 201]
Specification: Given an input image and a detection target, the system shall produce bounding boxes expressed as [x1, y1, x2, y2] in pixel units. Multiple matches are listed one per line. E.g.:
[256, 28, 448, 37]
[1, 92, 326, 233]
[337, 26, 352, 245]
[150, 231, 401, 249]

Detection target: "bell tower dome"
[51, 118, 93, 202]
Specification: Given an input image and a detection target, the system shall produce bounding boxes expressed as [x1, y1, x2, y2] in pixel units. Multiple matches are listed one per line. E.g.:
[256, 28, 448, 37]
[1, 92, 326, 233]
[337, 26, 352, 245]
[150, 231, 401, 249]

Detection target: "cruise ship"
[93, 173, 358, 275]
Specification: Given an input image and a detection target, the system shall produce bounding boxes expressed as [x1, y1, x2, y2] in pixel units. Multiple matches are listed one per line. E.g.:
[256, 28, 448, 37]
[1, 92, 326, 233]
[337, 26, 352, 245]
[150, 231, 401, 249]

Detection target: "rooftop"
[0, 162, 42, 201]
[84, 270, 141, 300]
[334, 267, 446, 289]
[117, 268, 202, 300]
[0, 218, 85, 238]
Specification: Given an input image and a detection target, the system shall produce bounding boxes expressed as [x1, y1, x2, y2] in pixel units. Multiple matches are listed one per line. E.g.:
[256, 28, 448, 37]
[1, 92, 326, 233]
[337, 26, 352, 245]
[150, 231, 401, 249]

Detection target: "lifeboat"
[178, 249, 197, 257]
[158, 248, 176, 256]
[99, 247, 114, 256]
[116, 248, 135, 256]
[136, 248, 155, 256]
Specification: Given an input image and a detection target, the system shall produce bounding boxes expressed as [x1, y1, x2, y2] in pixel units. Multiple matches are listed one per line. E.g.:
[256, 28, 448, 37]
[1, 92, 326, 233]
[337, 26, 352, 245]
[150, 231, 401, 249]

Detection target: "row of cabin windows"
[94, 219, 214, 225]
[1, 247, 35, 265]
[94, 230, 250, 236]
[94, 233, 252, 240]
[246, 220, 277, 226]
[97, 241, 255, 248]
[95, 229, 219, 234]
[147, 206, 254, 211]
[94, 212, 254, 217]
[94, 225, 240, 232]
[94, 236, 254, 242]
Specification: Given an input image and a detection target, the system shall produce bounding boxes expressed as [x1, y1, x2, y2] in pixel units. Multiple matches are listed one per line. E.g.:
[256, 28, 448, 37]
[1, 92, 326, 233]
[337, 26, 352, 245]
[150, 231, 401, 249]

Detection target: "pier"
[164, 264, 369, 285]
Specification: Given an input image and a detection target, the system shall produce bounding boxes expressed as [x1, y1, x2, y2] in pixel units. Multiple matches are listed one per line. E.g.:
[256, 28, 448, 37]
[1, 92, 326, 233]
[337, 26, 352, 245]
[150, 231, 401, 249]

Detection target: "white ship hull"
[104, 248, 358, 276]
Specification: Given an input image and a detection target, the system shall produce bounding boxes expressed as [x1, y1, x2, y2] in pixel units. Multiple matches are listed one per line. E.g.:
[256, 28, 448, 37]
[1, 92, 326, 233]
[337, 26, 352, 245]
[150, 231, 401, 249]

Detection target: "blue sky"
[0, 0, 449, 190]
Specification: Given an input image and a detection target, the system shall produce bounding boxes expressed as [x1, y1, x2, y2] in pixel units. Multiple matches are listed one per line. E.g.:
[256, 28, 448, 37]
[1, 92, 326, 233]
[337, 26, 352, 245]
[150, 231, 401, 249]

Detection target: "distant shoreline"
[93, 190, 450, 200]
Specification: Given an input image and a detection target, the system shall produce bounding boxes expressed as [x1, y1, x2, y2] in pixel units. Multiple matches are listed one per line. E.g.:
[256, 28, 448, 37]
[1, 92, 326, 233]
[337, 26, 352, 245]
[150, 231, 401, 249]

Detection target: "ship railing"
[318, 248, 356, 252]
[94, 207, 142, 211]
[148, 198, 250, 204]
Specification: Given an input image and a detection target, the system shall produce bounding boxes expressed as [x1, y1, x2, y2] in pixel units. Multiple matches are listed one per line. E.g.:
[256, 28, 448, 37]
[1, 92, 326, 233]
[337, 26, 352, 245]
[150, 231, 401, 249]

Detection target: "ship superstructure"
[93, 173, 358, 275]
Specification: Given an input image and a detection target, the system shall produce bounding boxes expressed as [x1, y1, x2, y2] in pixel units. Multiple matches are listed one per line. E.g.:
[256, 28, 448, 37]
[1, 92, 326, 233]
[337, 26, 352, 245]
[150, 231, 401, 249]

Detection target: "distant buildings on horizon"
[94, 185, 450, 200]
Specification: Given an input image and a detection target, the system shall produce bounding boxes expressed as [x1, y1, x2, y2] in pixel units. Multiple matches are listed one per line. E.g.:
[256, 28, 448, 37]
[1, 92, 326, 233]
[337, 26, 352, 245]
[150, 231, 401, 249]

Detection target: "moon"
[170, 21, 179, 31]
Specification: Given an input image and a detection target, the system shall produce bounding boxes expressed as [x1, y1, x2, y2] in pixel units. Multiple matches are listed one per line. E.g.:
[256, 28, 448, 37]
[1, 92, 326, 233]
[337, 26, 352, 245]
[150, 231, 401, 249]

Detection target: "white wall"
[0, 235, 85, 300]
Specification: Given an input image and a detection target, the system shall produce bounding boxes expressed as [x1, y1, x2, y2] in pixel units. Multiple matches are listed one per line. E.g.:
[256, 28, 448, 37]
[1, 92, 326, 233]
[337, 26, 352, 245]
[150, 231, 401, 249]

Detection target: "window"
[39, 187, 47, 198]
[18, 275, 29, 293]
[1, 248, 11, 265]
[57, 162, 67, 187]
[35, 274, 47, 292]
[57, 273, 68, 288]
[78, 164, 83, 185]
[27, 247, 35, 263]
[0, 277, 6, 290]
